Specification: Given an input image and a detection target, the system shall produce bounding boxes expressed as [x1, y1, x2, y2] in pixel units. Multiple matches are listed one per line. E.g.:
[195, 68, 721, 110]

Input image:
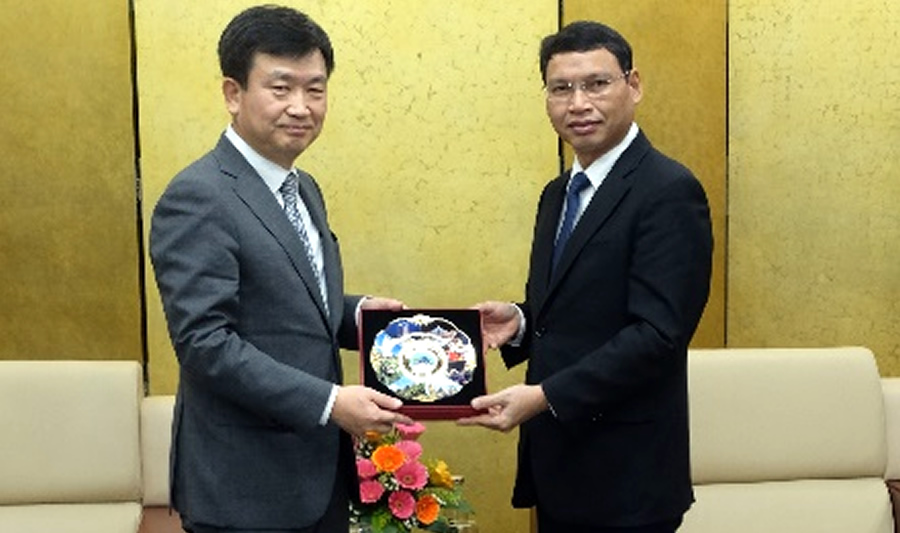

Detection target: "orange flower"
[415, 494, 440, 525]
[371, 444, 405, 473]
[429, 460, 454, 488]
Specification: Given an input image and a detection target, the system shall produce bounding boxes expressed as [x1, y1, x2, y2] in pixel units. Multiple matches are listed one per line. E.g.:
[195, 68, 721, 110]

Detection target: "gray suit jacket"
[150, 134, 361, 529]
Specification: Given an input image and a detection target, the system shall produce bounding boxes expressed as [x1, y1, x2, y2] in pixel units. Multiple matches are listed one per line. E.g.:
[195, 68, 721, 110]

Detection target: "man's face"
[224, 51, 328, 169]
[544, 48, 642, 168]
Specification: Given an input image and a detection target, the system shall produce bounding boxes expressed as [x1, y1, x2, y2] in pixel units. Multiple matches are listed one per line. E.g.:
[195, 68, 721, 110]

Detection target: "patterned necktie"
[279, 172, 329, 314]
[552, 171, 591, 272]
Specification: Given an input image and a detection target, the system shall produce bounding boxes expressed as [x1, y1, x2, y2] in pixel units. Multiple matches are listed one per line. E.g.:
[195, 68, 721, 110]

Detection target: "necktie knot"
[280, 172, 299, 199]
[568, 171, 590, 197]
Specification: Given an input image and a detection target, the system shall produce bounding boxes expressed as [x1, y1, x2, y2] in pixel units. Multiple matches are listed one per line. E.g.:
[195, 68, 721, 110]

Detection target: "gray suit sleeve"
[150, 169, 335, 432]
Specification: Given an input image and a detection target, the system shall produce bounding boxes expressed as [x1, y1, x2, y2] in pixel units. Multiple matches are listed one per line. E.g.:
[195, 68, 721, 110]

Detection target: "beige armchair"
[0, 360, 144, 533]
[682, 347, 893, 533]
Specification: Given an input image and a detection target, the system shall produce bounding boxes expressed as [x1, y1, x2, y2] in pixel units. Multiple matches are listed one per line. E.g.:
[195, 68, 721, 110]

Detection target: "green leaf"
[371, 509, 392, 532]
[424, 518, 452, 532]
[453, 500, 474, 514]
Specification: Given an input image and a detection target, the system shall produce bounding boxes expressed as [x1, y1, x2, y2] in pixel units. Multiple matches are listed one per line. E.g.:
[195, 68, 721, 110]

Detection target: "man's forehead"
[546, 49, 618, 75]
[250, 52, 328, 79]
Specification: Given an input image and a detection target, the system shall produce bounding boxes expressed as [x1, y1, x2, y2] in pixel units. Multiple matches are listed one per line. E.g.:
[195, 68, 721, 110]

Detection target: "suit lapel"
[214, 136, 332, 328]
[531, 174, 567, 307]
[542, 132, 652, 302]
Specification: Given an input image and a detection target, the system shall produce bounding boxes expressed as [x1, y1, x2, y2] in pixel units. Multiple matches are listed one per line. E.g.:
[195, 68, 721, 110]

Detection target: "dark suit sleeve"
[150, 171, 335, 432]
[541, 171, 712, 423]
[337, 294, 363, 349]
[500, 303, 532, 369]
[500, 180, 559, 370]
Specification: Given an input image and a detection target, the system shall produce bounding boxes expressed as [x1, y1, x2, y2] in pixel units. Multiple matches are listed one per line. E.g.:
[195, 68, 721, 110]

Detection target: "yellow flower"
[429, 460, 454, 488]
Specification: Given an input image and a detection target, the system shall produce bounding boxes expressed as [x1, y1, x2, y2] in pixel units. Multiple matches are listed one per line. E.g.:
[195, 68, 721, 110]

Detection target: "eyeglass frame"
[544, 70, 632, 102]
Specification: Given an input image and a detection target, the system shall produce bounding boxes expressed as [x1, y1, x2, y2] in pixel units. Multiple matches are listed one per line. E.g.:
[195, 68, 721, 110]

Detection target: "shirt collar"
[572, 122, 640, 189]
[224, 125, 294, 195]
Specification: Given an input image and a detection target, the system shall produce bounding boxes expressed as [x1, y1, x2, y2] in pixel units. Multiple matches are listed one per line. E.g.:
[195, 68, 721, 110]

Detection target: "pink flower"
[356, 458, 377, 479]
[395, 421, 426, 440]
[394, 461, 428, 490]
[396, 439, 423, 462]
[388, 490, 416, 519]
[359, 479, 385, 503]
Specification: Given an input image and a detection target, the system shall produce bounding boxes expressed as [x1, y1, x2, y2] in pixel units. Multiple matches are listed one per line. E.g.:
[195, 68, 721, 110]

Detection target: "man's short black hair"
[539, 21, 633, 83]
[218, 4, 334, 87]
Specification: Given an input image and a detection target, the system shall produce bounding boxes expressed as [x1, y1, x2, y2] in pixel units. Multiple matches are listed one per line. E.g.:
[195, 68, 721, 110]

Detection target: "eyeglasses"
[545, 71, 631, 102]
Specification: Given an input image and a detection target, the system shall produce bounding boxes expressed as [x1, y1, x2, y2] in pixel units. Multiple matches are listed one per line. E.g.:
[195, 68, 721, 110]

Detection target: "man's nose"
[286, 91, 311, 116]
[568, 86, 592, 109]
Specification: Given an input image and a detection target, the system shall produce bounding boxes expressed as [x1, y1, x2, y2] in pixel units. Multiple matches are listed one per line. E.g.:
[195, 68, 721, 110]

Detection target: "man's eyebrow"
[548, 71, 616, 81]
[304, 74, 328, 84]
[265, 70, 328, 86]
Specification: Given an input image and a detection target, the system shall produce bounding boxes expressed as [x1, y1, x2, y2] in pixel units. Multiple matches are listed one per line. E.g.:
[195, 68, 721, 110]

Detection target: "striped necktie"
[279, 172, 329, 314]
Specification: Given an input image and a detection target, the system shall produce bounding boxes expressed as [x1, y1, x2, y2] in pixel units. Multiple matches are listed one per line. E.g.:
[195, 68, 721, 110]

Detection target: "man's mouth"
[569, 120, 601, 135]
[281, 124, 311, 135]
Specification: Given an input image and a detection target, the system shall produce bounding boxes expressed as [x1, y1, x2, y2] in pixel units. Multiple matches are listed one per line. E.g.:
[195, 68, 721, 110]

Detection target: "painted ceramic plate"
[369, 314, 478, 402]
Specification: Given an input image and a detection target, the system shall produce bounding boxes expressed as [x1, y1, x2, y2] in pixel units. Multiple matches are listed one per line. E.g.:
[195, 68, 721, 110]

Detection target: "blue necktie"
[280, 173, 329, 314]
[552, 171, 590, 272]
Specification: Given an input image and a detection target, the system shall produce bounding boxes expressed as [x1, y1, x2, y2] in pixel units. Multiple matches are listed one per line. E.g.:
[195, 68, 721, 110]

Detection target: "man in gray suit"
[150, 6, 412, 532]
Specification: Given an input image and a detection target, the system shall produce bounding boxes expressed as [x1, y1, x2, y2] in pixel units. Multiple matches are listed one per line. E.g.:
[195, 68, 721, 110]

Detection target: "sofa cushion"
[883, 378, 900, 480]
[0, 502, 142, 533]
[0, 361, 143, 504]
[140, 395, 175, 507]
[681, 479, 894, 533]
[689, 347, 886, 484]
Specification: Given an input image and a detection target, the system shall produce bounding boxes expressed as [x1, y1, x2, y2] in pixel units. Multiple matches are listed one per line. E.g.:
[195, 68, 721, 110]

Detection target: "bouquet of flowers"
[352, 421, 472, 533]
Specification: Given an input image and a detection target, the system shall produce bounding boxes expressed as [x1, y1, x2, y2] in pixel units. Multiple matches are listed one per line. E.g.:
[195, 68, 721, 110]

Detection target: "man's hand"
[360, 296, 406, 311]
[331, 385, 413, 437]
[473, 301, 520, 349]
[456, 384, 548, 432]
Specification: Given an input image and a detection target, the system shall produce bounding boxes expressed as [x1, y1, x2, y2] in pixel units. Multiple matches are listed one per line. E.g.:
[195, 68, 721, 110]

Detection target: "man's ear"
[627, 69, 643, 104]
[222, 77, 242, 115]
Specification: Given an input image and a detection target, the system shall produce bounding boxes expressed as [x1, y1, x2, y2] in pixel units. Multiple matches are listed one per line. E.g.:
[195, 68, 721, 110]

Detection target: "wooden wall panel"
[0, 0, 142, 362]
[729, 0, 900, 375]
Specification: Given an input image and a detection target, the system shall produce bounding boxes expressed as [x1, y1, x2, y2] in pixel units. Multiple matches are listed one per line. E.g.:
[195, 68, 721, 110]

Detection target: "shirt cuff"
[507, 304, 527, 347]
[541, 383, 558, 418]
[320, 384, 339, 426]
[354, 296, 371, 328]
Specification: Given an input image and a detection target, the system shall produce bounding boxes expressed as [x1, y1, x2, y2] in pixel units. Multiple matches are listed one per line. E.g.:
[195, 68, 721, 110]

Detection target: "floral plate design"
[369, 314, 477, 402]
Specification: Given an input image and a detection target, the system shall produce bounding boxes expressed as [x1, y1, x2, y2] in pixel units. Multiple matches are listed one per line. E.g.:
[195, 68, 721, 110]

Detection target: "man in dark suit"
[459, 21, 713, 533]
[149, 6, 411, 533]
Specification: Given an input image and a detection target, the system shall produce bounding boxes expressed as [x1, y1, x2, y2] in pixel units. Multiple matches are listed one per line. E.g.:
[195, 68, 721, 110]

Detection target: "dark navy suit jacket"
[502, 131, 713, 527]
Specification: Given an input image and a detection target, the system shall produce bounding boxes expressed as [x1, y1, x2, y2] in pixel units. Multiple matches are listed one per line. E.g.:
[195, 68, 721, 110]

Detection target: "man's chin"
[280, 139, 313, 161]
